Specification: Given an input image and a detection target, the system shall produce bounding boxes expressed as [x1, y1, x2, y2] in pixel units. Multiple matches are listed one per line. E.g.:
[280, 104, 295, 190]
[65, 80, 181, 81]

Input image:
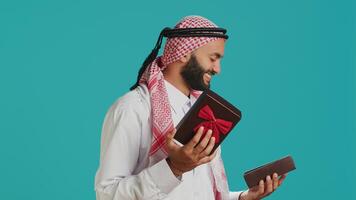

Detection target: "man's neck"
[163, 70, 190, 97]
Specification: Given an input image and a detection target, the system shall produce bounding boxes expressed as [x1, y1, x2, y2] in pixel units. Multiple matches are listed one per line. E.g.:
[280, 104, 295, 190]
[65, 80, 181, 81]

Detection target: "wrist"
[239, 190, 249, 200]
[166, 158, 183, 177]
[239, 190, 261, 200]
[238, 191, 245, 200]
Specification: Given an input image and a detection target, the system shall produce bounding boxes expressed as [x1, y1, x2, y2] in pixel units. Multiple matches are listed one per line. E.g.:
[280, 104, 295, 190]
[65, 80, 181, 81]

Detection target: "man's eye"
[210, 58, 216, 62]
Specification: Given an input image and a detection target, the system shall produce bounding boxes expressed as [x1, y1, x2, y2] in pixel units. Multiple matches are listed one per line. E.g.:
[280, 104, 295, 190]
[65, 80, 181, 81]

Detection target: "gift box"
[173, 89, 242, 153]
[243, 155, 296, 188]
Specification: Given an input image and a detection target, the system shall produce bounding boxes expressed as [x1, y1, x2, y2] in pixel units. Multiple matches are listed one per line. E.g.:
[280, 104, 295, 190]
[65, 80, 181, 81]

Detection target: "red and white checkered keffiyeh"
[138, 16, 230, 200]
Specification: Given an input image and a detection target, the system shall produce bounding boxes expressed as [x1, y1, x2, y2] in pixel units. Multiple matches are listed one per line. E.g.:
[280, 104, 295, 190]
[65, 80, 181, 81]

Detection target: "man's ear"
[179, 53, 192, 64]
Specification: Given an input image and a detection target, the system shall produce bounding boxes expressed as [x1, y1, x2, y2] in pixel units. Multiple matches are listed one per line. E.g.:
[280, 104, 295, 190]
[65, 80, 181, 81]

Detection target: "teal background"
[0, 0, 355, 199]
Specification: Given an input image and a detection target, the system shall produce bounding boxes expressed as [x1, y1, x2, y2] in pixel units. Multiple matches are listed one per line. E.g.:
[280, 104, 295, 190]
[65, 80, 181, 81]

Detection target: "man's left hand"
[240, 173, 287, 200]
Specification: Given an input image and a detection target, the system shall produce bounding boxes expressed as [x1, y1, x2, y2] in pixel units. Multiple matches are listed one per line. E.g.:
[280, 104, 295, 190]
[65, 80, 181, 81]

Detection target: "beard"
[180, 55, 215, 91]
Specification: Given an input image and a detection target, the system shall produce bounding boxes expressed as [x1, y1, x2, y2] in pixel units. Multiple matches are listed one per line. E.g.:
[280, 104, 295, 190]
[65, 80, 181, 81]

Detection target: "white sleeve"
[229, 191, 243, 200]
[95, 101, 181, 200]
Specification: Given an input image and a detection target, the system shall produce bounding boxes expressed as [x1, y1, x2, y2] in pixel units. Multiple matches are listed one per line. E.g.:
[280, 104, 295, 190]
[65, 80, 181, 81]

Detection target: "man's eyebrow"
[210, 52, 224, 58]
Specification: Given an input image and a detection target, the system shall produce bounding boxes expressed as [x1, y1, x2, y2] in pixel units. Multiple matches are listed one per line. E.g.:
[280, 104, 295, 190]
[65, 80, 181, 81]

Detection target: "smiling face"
[180, 39, 225, 91]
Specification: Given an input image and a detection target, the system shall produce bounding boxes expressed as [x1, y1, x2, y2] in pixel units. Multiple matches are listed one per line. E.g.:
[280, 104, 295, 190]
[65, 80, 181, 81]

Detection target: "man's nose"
[212, 62, 221, 74]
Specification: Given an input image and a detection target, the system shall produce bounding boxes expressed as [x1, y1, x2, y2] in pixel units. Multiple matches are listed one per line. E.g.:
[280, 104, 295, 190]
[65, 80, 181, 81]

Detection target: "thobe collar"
[164, 80, 197, 114]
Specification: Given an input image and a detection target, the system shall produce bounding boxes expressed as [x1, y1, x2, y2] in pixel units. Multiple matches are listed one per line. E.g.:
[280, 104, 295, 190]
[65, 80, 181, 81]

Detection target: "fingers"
[197, 148, 218, 165]
[185, 126, 204, 150]
[258, 180, 265, 195]
[263, 173, 281, 196]
[272, 173, 279, 190]
[198, 136, 215, 159]
[266, 175, 273, 193]
[251, 173, 285, 199]
[194, 129, 212, 154]
[166, 128, 176, 140]
[209, 148, 218, 159]
[165, 128, 179, 151]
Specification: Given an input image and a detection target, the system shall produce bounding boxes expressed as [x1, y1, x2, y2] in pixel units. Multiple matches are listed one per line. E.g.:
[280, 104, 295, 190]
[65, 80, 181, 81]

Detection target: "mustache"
[206, 70, 216, 76]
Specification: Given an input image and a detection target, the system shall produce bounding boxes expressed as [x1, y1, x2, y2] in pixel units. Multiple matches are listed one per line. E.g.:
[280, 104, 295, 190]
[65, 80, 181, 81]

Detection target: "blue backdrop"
[0, 0, 355, 199]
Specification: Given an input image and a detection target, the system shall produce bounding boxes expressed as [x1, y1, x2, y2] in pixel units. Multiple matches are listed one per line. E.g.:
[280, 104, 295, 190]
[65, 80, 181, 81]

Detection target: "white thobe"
[94, 80, 242, 200]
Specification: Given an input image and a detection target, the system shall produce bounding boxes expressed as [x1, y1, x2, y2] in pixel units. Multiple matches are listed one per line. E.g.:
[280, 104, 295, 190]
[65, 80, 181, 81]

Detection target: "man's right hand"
[165, 126, 217, 177]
